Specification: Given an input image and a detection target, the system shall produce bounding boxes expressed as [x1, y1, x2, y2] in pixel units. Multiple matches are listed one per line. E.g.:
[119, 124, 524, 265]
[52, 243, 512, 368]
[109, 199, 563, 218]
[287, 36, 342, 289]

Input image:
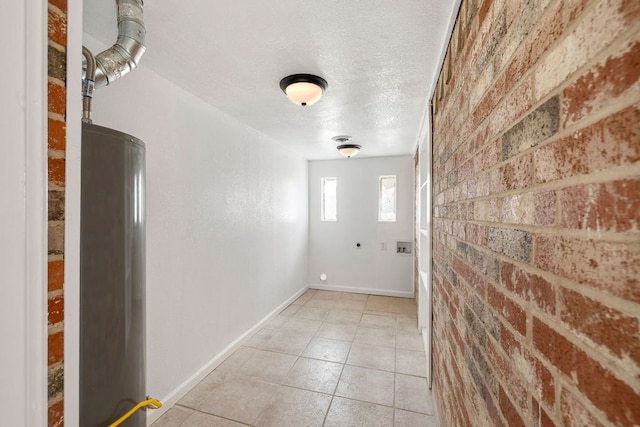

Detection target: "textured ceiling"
[83, 0, 461, 160]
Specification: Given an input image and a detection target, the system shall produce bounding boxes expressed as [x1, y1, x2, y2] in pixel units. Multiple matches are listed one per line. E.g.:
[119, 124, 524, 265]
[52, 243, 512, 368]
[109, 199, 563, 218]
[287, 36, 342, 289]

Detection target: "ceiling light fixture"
[279, 74, 328, 106]
[332, 136, 361, 158]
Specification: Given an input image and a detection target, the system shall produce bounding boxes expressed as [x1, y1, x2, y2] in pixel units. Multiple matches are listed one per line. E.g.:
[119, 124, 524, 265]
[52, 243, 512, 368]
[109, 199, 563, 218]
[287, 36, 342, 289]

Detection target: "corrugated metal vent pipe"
[82, 0, 145, 122]
[94, 0, 146, 88]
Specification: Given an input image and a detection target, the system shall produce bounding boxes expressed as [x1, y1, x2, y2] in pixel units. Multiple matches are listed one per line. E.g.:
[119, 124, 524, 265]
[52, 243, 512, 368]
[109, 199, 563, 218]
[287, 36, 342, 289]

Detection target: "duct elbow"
[94, 0, 146, 88]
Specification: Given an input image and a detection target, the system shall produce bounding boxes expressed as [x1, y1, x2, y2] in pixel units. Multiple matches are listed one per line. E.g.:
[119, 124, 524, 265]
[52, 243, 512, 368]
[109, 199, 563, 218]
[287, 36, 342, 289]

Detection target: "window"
[378, 175, 397, 222]
[321, 177, 337, 221]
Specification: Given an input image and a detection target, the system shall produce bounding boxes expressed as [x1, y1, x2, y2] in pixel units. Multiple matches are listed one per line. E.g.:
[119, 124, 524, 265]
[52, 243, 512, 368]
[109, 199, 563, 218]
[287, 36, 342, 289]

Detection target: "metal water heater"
[80, 122, 146, 427]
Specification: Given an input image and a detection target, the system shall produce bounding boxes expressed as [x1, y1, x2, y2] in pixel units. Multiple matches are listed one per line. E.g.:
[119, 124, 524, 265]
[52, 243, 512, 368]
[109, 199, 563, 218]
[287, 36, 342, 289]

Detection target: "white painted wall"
[0, 1, 47, 425]
[83, 35, 309, 414]
[308, 156, 414, 297]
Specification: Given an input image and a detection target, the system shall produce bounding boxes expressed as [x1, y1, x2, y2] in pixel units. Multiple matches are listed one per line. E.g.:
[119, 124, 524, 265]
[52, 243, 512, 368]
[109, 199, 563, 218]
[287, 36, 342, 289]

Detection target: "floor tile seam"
[295, 352, 351, 365]
[320, 395, 336, 427]
[238, 344, 306, 358]
[344, 360, 396, 374]
[341, 362, 429, 378]
[394, 370, 428, 379]
[331, 394, 397, 410]
[393, 405, 438, 417]
[235, 353, 347, 393]
[172, 403, 252, 426]
[307, 333, 355, 343]
[258, 382, 336, 400]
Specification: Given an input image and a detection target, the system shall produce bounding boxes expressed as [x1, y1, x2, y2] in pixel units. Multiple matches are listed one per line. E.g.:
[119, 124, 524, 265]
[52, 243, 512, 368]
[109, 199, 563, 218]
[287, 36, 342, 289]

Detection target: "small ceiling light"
[332, 136, 361, 158]
[337, 144, 362, 158]
[279, 74, 328, 106]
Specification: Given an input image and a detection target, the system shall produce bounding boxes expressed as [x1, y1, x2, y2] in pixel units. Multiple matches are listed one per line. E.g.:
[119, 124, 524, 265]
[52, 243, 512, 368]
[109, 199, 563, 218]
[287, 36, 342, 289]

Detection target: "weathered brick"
[48, 0, 67, 422]
[472, 342, 497, 395]
[469, 172, 490, 198]
[466, 245, 500, 282]
[49, 0, 67, 13]
[560, 387, 601, 427]
[48, 157, 65, 188]
[491, 77, 534, 140]
[48, 7, 67, 47]
[466, 349, 490, 400]
[48, 117, 66, 151]
[48, 397, 64, 427]
[534, 317, 640, 426]
[534, 104, 640, 183]
[481, 139, 502, 172]
[466, 223, 488, 246]
[485, 336, 525, 410]
[505, 0, 564, 88]
[499, 385, 526, 427]
[560, 178, 640, 232]
[534, 190, 556, 226]
[47, 363, 63, 399]
[490, 153, 533, 193]
[535, 0, 640, 100]
[48, 221, 64, 255]
[48, 190, 65, 221]
[465, 305, 487, 348]
[431, 0, 639, 424]
[488, 227, 532, 263]
[560, 288, 639, 366]
[458, 158, 475, 183]
[501, 193, 535, 225]
[48, 81, 66, 117]
[501, 261, 555, 315]
[453, 221, 466, 239]
[532, 398, 555, 427]
[48, 260, 64, 292]
[526, 350, 555, 407]
[566, 0, 589, 22]
[48, 331, 63, 366]
[476, 10, 507, 73]
[474, 74, 506, 128]
[502, 96, 560, 160]
[563, 36, 640, 128]
[48, 294, 64, 326]
[472, 293, 500, 340]
[47, 45, 66, 82]
[478, 0, 493, 29]
[487, 283, 526, 336]
[535, 235, 640, 303]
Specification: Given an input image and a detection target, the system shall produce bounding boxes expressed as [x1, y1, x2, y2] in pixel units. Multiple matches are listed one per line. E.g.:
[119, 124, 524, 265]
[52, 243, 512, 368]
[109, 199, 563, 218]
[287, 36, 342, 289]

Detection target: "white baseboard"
[146, 286, 309, 425]
[309, 283, 414, 299]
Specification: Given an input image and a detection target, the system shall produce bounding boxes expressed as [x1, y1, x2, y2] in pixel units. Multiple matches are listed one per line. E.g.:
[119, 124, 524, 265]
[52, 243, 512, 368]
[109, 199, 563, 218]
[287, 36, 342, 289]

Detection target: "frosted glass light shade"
[337, 144, 361, 158]
[285, 82, 324, 106]
[279, 74, 328, 106]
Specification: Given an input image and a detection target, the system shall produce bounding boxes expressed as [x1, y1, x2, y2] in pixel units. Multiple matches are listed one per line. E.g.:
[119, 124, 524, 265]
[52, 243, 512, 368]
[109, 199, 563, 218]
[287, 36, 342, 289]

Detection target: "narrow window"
[321, 177, 337, 221]
[378, 175, 397, 222]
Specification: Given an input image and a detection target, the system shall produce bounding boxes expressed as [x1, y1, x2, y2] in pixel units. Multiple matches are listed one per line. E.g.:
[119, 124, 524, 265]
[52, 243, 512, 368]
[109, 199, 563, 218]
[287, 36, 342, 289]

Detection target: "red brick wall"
[431, 0, 639, 425]
[48, 0, 67, 425]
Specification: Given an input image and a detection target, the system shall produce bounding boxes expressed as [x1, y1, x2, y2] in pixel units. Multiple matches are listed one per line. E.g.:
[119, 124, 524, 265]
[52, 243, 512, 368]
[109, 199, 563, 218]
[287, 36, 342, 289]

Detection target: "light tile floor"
[152, 289, 440, 427]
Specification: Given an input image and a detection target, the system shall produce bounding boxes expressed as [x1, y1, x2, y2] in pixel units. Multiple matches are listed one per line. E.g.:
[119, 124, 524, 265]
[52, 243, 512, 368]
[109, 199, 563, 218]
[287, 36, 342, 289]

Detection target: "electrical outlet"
[381, 242, 387, 250]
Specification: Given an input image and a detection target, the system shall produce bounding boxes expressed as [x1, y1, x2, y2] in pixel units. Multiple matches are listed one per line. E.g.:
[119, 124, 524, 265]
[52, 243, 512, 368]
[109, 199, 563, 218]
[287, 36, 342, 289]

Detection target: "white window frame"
[378, 174, 397, 222]
[321, 177, 337, 222]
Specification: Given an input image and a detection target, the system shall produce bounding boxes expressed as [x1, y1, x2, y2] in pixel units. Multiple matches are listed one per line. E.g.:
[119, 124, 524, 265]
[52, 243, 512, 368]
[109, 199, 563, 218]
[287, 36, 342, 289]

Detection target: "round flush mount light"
[337, 144, 362, 158]
[332, 136, 361, 158]
[279, 74, 328, 106]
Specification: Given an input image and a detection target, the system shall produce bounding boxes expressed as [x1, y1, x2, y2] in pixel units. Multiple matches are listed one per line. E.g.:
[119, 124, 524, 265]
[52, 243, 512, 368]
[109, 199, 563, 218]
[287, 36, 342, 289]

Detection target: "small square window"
[378, 175, 397, 222]
[321, 177, 337, 221]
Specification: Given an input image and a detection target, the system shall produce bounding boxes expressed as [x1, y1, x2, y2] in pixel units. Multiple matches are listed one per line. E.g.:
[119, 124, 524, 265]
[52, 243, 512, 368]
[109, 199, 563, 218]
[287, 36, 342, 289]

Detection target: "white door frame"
[417, 106, 433, 387]
[0, 0, 48, 424]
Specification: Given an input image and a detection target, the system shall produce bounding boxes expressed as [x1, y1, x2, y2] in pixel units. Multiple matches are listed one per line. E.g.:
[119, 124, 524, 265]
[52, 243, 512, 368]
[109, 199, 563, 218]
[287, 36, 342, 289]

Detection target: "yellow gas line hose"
[108, 398, 162, 427]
